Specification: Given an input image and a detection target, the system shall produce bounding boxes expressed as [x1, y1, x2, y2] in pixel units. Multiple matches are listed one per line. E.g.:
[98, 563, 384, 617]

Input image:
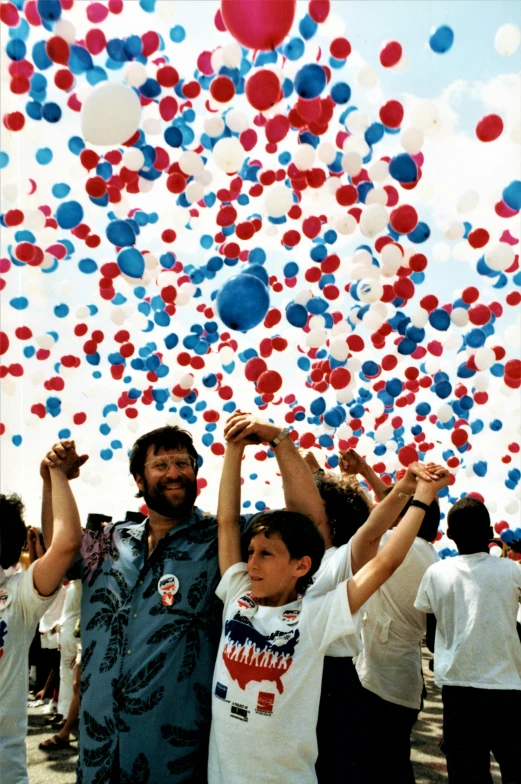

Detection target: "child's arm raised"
[217, 441, 245, 576]
[346, 468, 451, 615]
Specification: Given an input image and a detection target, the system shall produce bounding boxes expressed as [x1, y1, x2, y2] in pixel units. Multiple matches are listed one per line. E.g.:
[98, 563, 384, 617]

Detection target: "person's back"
[415, 496, 521, 784]
[417, 553, 521, 688]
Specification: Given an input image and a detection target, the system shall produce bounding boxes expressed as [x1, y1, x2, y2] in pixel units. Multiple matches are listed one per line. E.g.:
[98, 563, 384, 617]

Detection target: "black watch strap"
[409, 499, 430, 513]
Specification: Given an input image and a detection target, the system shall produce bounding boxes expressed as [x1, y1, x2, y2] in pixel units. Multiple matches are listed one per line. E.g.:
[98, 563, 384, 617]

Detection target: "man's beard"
[142, 475, 197, 519]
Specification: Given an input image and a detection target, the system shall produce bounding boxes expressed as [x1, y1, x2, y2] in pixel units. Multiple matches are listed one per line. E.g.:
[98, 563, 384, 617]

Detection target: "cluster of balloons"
[0, 0, 520, 544]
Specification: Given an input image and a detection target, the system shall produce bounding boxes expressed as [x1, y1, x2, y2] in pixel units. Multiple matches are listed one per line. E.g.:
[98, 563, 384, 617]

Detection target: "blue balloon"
[407, 222, 431, 243]
[241, 263, 269, 286]
[164, 126, 183, 147]
[55, 200, 83, 229]
[362, 360, 379, 377]
[286, 303, 308, 327]
[466, 328, 486, 348]
[118, 248, 145, 278]
[331, 82, 351, 104]
[428, 308, 450, 331]
[299, 13, 318, 40]
[37, 0, 62, 21]
[429, 25, 454, 54]
[216, 274, 270, 332]
[284, 262, 299, 278]
[106, 220, 136, 247]
[502, 180, 521, 212]
[42, 102, 61, 123]
[294, 64, 327, 99]
[435, 380, 452, 399]
[389, 153, 417, 183]
[284, 38, 305, 60]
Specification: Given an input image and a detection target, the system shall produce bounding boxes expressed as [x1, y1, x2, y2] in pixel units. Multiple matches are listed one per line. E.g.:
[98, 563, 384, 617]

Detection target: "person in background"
[0, 442, 84, 784]
[415, 496, 521, 784]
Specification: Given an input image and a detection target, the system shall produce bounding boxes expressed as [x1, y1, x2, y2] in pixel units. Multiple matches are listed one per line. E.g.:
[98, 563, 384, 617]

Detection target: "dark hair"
[247, 510, 325, 595]
[401, 497, 441, 542]
[129, 426, 199, 497]
[0, 494, 27, 569]
[447, 496, 491, 552]
[313, 474, 372, 547]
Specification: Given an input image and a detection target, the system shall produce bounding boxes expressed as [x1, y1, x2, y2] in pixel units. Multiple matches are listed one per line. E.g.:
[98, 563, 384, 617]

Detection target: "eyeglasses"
[145, 455, 196, 474]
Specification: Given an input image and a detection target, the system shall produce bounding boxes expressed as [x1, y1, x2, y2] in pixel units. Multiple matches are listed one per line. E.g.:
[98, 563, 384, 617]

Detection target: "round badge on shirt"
[236, 592, 258, 619]
[157, 574, 179, 607]
[281, 608, 300, 625]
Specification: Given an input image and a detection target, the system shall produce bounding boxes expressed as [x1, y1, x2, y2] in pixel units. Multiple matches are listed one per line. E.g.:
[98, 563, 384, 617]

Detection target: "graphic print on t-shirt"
[222, 617, 299, 695]
[0, 619, 7, 661]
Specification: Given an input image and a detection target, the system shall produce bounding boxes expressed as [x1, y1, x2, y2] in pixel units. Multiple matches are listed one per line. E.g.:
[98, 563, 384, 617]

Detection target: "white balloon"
[400, 127, 424, 154]
[365, 187, 387, 206]
[225, 109, 249, 134]
[411, 308, 429, 328]
[451, 307, 469, 327]
[185, 181, 204, 203]
[437, 404, 453, 423]
[204, 116, 225, 138]
[381, 242, 403, 269]
[342, 151, 362, 176]
[336, 388, 355, 404]
[81, 83, 141, 146]
[179, 151, 204, 175]
[473, 374, 489, 392]
[474, 347, 496, 371]
[433, 242, 451, 262]
[363, 308, 384, 331]
[329, 339, 350, 362]
[444, 221, 465, 241]
[368, 160, 389, 182]
[358, 278, 384, 303]
[495, 23, 521, 55]
[485, 242, 515, 271]
[179, 373, 195, 389]
[457, 190, 479, 214]
[264, 184, 293, 218]
[294, 289, 313, 306]
[375, 424, 392, 443]
[333, 213, 357, 235]
[293, 144, 316, 171]
[54, 19, 76, 43]
[194, 170, 213, 187]
[353, 249, 373, 266]
[308, 315, 325, 330]
[143, 117, 161, 135]
[123, 148, 145, 171]
[318, 142, 336, 165]
[306, 328, 328, 348]
[210, 47, 224, 73]
[412, 101, 441, 134]
[489, 545, 502, 558]
[360, 203, 389, 238]
[358, 65, 378, 89]
[505, 499, 520, 515]
[125, 62, 148, 87]
[345, 110, 369, 134]
[343, 134, 370, 158]
[176, 283, 195, 305]
[222, 42, 242, 68]
[213, 137, 245, 173]
[511, 121, 521, 145]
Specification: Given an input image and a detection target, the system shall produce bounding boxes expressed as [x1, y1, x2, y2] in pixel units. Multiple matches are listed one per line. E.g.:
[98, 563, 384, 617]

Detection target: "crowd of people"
[0, 412, 520, 784]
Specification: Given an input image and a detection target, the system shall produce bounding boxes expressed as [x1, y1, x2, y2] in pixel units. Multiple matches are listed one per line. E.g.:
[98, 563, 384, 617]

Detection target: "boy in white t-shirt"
[0, 441, 85, 784]
[208, 433, 451, 784]
[415, 496, 521, 784]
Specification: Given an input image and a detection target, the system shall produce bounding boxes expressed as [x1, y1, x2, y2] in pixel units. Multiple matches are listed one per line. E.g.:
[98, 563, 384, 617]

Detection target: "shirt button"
[139, 580, 143, 585]
[133, 613, 138, 619]
[127, 649, 132, 655]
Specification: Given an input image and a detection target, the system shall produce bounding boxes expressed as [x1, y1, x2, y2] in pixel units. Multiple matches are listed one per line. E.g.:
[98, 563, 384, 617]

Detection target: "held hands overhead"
[223, 410, 280, 446]
[40, 439, 89, 480]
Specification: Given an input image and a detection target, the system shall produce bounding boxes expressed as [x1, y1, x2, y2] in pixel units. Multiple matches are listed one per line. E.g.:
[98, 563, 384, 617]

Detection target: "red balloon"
[245, 69, 282, 111]
[398, 445, 419, 466]
[380, 40, 402, 67]
[467, 228, 489, 249]
[451, 428, 468, 447]
[309, 0, 330, 23]
[390, 204, 418, 234]
[220, 0, 296, 51]
[330, 368, 351, 389]
[210, 75, 235, 103]
[330, 37, 351, 60]
[476, 114, 503, 142]
[257, 369, 283, 393]
[45, 36, 70, 65]
[245, 357, 268, 381]
[468, 304, 490, 326]
[300, 432, 316, 449]
[379, 99, 404, 129]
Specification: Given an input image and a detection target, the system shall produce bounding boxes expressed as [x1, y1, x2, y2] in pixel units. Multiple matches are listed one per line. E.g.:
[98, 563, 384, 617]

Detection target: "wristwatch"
[269, 427, 290, 449]
[409, 499, 430, 513]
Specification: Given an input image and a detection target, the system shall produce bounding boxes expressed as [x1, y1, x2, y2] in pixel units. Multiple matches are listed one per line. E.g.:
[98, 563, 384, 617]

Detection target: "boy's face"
[247, 532, 310, 606]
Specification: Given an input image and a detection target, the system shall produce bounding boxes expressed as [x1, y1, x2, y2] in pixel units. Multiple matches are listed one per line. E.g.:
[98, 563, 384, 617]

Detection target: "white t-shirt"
[356, 532, 439, 709]
[415, 553, 521, 690]
[307, 541, 362, 657]
[208, 563, 358, 784]
[0, 563, 57, 784]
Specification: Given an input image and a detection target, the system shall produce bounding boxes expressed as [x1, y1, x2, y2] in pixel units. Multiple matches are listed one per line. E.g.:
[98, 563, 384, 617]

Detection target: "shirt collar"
[120, 507, 207, 542]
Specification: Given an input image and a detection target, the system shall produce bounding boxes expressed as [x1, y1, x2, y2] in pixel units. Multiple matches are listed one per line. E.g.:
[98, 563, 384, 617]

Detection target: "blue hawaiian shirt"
[69, 508, 252, 784]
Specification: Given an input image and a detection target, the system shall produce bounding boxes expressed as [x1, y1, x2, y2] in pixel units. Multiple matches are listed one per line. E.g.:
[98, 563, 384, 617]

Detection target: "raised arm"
[224, 411, 327, 528]
[346, 469, 451, 615]
[40, 441, 88, 549]
[217, 441, 245, 576]
[350, 461, 443, 575]
[339, 449, 388, 502]
[33, 446, 84, 597]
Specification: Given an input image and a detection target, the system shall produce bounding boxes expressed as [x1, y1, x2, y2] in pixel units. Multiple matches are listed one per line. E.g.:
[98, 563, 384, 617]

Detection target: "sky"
[0, 0, 520, 542]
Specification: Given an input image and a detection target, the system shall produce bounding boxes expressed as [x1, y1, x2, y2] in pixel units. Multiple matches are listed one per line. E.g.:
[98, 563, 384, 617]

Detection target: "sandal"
[39, 735, 71, 751]
[43, 713, 64, 726]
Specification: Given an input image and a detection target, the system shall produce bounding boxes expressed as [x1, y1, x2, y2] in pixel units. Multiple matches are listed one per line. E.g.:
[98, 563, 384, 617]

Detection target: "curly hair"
[0, 493, 27, 569]
[247, 510, 325, 596]
[313, 474, 373, 547]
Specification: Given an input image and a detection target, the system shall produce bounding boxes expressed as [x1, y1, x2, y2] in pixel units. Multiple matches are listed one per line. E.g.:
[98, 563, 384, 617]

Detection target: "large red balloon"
[220, 0, 296, 51]
[245, 69, 282, 111]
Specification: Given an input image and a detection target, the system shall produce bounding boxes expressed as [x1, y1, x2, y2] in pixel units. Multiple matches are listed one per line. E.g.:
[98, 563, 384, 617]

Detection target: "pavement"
[27, 650, 501, 783]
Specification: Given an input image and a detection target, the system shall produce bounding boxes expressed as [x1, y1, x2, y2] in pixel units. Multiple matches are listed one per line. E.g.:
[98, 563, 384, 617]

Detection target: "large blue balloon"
[106, 220, 136, 247]
[56, 200, 83, 229]
[216, 273, 270, 331]
[429, 25, 454, 54]
[294, 64, 327, 99]
[117, 248, 145, 278]
[389, 153, 418, 183]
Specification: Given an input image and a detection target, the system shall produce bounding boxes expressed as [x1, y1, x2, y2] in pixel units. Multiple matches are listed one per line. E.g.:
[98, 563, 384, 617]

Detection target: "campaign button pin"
[281, 608, 300, 625]
[157, 574, 179, 595]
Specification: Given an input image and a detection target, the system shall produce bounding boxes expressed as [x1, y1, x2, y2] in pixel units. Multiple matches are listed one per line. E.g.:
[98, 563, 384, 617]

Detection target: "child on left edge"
[208, 437, 451, 784]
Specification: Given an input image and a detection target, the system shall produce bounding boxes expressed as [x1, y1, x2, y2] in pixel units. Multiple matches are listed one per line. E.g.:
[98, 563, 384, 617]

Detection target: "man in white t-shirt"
[0, 442, 84, 784]
[415, 496, 521, 784]
[356, 497, 440, 784]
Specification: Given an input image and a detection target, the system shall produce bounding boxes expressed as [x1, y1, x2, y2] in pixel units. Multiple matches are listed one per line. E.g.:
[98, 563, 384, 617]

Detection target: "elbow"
[376, 551, 402, 582]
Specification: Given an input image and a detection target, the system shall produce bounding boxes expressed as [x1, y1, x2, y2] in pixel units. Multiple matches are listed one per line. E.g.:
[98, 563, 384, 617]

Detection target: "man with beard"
[46, 418, 326, 784]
